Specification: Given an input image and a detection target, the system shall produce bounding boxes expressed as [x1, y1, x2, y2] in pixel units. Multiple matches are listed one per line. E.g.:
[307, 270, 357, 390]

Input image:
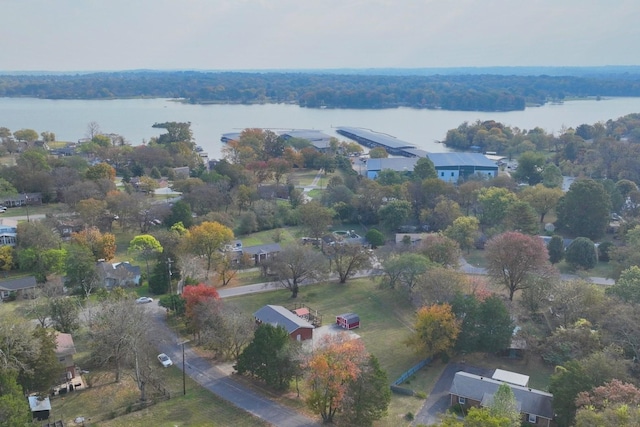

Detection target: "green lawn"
[290, 169, 322, 186]
[227, 277, 432, 425]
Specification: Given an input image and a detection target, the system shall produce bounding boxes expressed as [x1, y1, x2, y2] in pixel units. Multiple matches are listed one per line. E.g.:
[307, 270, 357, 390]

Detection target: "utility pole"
[178, 340, 190, 395]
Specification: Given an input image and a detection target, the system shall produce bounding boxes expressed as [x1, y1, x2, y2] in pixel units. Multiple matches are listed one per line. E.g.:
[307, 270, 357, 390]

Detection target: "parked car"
[0, 206, 6, 213]
[157, 353, 172, 367]
[135, 296, 153, 304]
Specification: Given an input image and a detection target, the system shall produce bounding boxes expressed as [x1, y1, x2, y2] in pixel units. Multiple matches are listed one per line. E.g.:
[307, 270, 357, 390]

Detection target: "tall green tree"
[445, 216, 480, 254]
[235, 324, 300, 390]
[548, 235, 565, 264]
[606, 266, 640, 304]
[556, 179, 611, 240]
[513, 151, 545, 185]
[413, 157, 437, 180]
[504, 200, 539, 234]
[0, 368, 31, 427]
[565, 237, 598, 270]
[378, 200, 412, 231]
[341, 354, 391, 426]
[488, 383, 521, 427]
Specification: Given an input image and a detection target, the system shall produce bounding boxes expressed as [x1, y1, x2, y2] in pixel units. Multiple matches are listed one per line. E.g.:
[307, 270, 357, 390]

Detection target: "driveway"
[147, 303, 319, 427]
[413, 363, 493, 426]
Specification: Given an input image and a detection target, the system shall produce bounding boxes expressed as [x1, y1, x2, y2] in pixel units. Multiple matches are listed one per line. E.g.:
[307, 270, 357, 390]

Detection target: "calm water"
[2, 97, 640, 158]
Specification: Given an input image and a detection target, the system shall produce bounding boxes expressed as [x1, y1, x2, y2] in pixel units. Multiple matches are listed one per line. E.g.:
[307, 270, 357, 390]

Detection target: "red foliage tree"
[576, 379, 640, 410]
[182, 283, 220, 320]
[485, 231, 555, 301]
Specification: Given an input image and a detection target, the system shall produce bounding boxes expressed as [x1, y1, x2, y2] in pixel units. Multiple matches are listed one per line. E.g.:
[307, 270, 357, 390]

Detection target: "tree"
[185, 221, 234, 278]
[341, 354, 391, 426]
[13, 128, 38, 142]
[128, 234, 163, 282]
[413, 267, 469, 306]
[0, 245, 13, 273]
[64, 244, 101, 298]
[164, 200, 193, 228]
[413, 157, 437, 180]
[513, 151, 545, 185]
[299, 201, 334, 240]
[85, 162, 116, 182]
[266, 244, 328, 298]
[18, 327, 60, 395]
[606, 266, 640, 304]
[556, 179, 611, 240]
[326, 243, 372, 284]
[235, 324, 300, 390]
[542, 163, 563, 188]
[565, 237, 598, 270]
[0, 368, 31, 427]
[306, 334, 368, 423]
[445, 216, 480, 254]
[364, 228, 385, 248]
[541, 320, 602, 365]
[182, 283, 220, 341]
[378, 200, 412, 231]
[548, 235, 565, 264]
[452, 294, 513, 354]
[576, 379, 640, 410]
[196, 300, 254, 360]
[71, 227, 116, 261]
[488, 383, 521, 427]
[381, 252, 431, 292]
[477, 187, 517, 229]
[485, 231, 553, 301]
[405, 304, 460, 359]
[17, 247, 66, 283]
[550, 279, 606, 328]
[49, 297, 81, 333]
[369, 147, 388, 158]
[504, 200, 539, 234]
[417, 233, 461, 268]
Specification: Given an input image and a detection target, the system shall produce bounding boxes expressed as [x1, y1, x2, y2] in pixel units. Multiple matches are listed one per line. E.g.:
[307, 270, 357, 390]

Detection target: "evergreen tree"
[548, 235, 565, 264]
[0, 368, 31, 427]
[565, 237, 598, 270]
[342, 355, 391, 426]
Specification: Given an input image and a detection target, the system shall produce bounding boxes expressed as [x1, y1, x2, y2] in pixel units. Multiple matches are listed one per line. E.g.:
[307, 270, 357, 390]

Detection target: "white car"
[157, 353, 173, 367]
[135, 296, 153, 304]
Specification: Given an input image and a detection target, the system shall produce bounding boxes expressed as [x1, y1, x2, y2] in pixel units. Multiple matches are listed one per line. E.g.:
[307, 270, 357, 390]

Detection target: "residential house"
[0, 218, 17, 247]
[254, 305, 315, 341]
[97, 261, 141, 288]
[243, 243, 282, 265]
[0, 276, 37, 300]
[449, 371, 554, 426]
[55, 332, 77, 379]
[2, 192, 42, 207]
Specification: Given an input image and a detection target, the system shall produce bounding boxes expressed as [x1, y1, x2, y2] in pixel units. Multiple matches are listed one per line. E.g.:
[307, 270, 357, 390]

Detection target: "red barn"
[336, 313, 360, 330]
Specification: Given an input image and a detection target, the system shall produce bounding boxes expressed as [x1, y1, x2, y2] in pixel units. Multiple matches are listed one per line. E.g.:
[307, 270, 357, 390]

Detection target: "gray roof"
[427, 152, 498, 169]
[450, 371, 554, 419]
[254, 305, 314, 334]
[366, 157, 419, 173]
[402, 148, 430, 157]
[336, 127, 416, 150]
[0, 276, 37, 291]
[243, 243, 282, 256]
[222, 129, 333, 150]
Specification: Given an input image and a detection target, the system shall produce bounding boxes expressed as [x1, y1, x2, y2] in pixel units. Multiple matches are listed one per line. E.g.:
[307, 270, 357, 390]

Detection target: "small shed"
[28, 396, 51, 421]
[336, 313, 360, 330]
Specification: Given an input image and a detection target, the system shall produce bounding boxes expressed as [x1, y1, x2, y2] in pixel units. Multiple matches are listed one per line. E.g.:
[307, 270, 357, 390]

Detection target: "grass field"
[49, 367, 268, 427]
[226, 277, 437, 425]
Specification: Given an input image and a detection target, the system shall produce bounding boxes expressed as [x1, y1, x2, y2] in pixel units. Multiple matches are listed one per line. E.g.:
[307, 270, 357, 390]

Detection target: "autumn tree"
[182, 283, 220, 342]
[325, 243, 372, 284]
[306, 334, 368, 423]
[71, 227, 116, 261]
[235, 323, 300, 390]
[405, 304, 460, 359]
[413, 267, 469, 306]
[265, 244, 328, 298]
[85, 162, 116, 182]
[185, 221, 234, 278]
[485, 231, 553, 301]
[128, 234, 163, 282]
[0, 245, 13, 272]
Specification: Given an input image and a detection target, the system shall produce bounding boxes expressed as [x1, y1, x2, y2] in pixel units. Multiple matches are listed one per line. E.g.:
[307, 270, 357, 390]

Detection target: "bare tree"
[325, 243, 372, 284]
[266, 244, 329, 297]
[86, 121, 101, 139]
[194, 300, 255, 360]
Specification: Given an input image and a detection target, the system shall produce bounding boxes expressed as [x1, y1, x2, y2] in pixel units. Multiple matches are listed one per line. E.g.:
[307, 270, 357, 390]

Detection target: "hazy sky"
[2, 0, 639, 71]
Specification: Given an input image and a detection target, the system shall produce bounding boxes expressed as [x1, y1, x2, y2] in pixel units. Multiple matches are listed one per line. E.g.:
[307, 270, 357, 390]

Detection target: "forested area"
[2, 70, 640, 111]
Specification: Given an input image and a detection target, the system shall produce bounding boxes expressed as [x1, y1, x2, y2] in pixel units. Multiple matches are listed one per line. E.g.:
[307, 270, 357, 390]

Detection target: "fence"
[390, 357, 432, 395]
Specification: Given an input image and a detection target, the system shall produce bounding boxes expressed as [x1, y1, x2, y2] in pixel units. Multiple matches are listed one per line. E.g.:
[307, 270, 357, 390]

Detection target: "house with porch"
[97, 261, 141, 288]
[243, 243, 282, 265]
[449, 370, 554, 426]
[0, 218, 17, 247]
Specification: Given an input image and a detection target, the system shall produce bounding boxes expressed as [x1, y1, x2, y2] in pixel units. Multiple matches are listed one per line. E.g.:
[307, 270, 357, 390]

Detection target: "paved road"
[147, 303, 319, 427]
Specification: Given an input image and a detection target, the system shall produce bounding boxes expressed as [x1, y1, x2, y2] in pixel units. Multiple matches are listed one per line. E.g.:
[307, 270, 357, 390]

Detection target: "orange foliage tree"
[306, 334, 367, 423]
[71, 227, 116, 261]
[185, 221, 234, 279]
[405, 303, 460, 359]
[182, 283, 220, 341]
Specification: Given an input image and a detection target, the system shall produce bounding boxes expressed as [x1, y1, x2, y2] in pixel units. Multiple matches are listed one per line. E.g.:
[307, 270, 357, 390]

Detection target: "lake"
[2, 97, 640, 158]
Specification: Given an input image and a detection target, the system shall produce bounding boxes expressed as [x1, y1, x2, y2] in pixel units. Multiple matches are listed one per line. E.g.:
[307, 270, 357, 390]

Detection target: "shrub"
[405, 412, 414, 421]
[565, 237, 598, 270]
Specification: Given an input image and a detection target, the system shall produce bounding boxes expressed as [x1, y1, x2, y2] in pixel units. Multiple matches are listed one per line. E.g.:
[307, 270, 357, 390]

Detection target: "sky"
[2, 0, 640, 71]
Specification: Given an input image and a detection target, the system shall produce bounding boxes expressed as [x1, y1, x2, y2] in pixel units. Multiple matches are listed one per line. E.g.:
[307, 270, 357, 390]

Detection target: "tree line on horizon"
[2, 70, 640, 111]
